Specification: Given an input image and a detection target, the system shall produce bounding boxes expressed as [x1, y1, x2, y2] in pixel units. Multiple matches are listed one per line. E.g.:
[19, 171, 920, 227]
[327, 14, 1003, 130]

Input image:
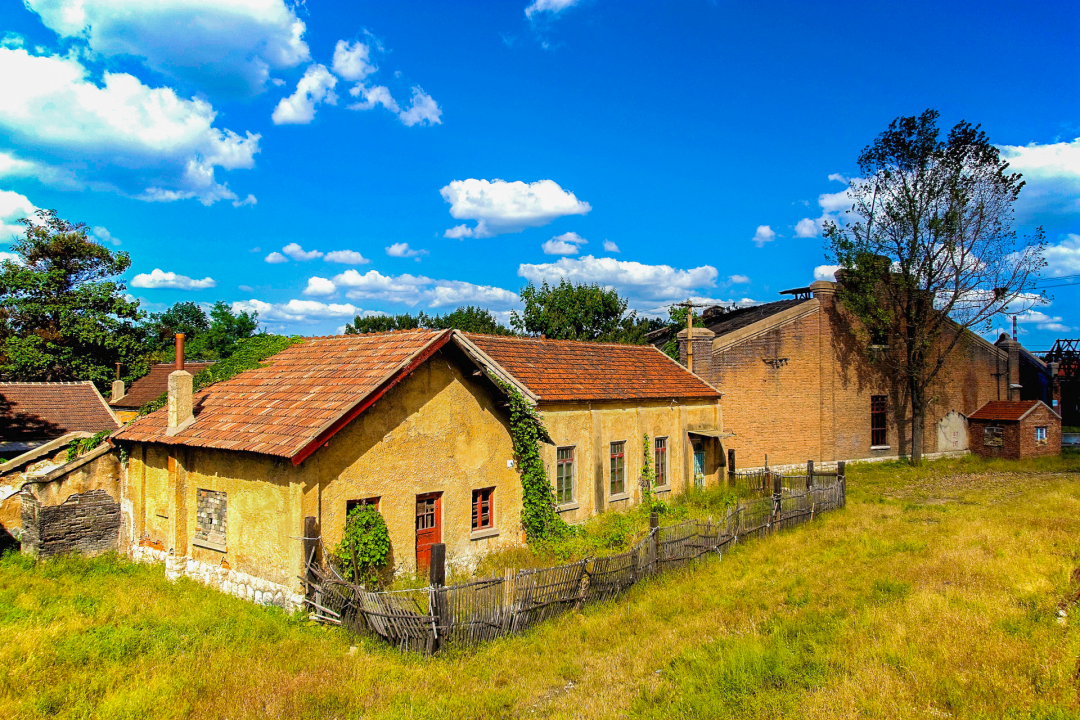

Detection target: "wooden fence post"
[771, 464, 781, 531]
[806, 460, 814, 490]
[650, 511, 660, 571]
[727, 449, 736, 480]
[837, 461, 846, 507]
[303, 516, 318, 600]
[429, 543, 447, 653]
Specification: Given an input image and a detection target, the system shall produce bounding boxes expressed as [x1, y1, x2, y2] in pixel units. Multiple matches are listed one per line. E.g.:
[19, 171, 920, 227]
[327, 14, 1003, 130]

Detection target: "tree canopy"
[0, 210, 147, 389]
[824, 109, 1045, 464]
[511, 280, 661, 343]
[145, 301, 258, 362]
[344, 306, 511, 336]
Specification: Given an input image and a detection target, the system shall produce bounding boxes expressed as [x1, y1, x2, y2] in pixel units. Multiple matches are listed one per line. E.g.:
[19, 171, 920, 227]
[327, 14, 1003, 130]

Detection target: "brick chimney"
[1006, 337, 1021, 401]
[111, 361, 124, 402]
[166, 333, 193, 436]
[677, 327, 715, 377]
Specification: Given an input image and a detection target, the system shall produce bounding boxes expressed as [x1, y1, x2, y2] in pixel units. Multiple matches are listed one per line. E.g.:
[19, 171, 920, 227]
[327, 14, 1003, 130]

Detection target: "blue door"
[693, 443, 706, 488]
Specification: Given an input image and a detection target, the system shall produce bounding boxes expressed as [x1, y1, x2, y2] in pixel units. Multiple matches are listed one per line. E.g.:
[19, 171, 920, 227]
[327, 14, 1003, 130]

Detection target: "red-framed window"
[654, 437, 668, 486]
[870, 395, 887, 447]
[471, 487, 494, 531]
[610, 441, 626, 495]
[346, 497, 380, 515]
[556, 447, 574, 504]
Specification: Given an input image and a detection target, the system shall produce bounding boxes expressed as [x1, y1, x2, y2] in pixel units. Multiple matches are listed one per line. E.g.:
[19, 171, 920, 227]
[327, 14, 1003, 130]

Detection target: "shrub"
[331, 504, 391, 587]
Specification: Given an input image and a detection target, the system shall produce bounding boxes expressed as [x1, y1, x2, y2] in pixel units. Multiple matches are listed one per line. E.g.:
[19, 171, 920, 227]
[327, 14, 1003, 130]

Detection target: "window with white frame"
[1035, 426, 1047, 444]
[556, 447, 575, 504]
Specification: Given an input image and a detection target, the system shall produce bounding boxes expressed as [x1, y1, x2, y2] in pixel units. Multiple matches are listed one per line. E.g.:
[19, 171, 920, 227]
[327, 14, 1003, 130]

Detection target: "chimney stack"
[111, 362, 125, 402]
[166, 333, 193, 435]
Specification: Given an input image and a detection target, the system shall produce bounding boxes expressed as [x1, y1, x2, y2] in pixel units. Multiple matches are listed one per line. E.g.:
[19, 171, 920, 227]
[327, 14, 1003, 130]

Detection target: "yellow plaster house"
[113, 330, 724, 608]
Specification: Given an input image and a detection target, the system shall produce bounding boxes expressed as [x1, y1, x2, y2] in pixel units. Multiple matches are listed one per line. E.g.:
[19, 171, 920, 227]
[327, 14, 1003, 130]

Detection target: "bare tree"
[824, 110, 1046, 465]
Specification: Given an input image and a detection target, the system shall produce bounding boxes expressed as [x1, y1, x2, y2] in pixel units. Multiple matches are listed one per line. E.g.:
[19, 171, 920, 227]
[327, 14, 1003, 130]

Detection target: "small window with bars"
[556, 447, 574, 504]
[654, 437, 668, 487]
[471, 488, 494, 531]
[870, 395, 887, 447]
[610, 441, 626, 495]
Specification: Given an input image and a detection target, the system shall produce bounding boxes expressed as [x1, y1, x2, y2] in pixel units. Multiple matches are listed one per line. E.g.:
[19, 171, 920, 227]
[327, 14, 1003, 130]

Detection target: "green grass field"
[2, 454, 1079, 719]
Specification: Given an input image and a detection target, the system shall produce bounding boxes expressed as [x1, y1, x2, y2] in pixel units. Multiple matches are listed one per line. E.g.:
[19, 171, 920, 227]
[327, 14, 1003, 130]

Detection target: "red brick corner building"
[967, 400, 1061, 460]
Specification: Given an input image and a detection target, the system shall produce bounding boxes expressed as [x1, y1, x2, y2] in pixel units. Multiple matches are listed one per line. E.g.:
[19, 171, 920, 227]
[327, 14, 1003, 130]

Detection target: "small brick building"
[967, 400, 1061, 459]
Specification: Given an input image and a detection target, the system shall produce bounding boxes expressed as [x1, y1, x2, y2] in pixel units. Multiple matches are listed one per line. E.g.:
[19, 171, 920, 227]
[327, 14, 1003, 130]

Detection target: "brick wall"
[20, 488, 120, 557]
[697, 286, 1009, 468]
[1018, 404, 1061, 458]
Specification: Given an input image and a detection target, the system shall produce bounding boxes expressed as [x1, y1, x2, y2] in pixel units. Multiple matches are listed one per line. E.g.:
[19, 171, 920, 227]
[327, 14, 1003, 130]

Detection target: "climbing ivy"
[640, 434, 668, 514]
[498, 381, 568, 542]
[332, 503, 391, 587]
[65, 429, 112, 462]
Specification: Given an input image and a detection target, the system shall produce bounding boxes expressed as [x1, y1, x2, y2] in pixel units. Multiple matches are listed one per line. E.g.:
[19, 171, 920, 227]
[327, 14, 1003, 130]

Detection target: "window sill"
[469, 527, 500, 541]
[870, 445, 891, 451]
[556, 502, 580, 513]
[192, 538, 226, 553]
[651, 485, 671, 494]
[609, 493, 630, 503]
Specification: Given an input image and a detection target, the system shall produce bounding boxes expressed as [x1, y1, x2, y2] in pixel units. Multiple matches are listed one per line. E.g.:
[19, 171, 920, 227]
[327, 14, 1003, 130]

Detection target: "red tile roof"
[465, 334, 720, 403]
[0, 382, 120, 441]
[968, 400, 1044, 422]
[111, 362, 215, 409]
[114, 330, 451, 461]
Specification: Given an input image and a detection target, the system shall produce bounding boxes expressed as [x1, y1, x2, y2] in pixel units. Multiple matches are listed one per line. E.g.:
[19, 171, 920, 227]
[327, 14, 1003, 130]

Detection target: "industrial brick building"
[654, 279, 1054, 468]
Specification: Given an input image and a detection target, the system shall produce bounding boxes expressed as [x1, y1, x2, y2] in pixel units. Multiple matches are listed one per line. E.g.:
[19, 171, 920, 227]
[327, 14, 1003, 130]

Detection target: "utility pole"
[672, 299, 711, 372]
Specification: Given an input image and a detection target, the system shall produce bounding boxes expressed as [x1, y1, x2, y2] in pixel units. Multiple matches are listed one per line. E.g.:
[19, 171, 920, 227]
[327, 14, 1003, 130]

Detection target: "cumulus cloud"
[348, 83, 399, 113]
[131, 268, 216, 290]
[25, 0, 310, 98]
[265, 251, 288, 264]
[89, 226, 120, 246]
[0, 189, 35, 242]
[525, 0, 581, 20]
[517, 255, 719, 301]
[385, 243, 428, 261]
[1015, 308, 1075, 333]
[814, 265, 841, 282]
[727, 274, 750, 284]
[324, 249, 370, 264]
[440, 178, 591, 238]
[272, 64, 337, 125]
[332, 39, 377, 82]
[303, 276, 337, 296]
[281, 242, 323, 261]
[827, 173, 848, 184]
[397, 87, 442, 127]
[998, 138, 1080, 225]
[323, 269, 519, 308]
[603, 240, 620, 253]
[751, 225, 776, 247]
[0, 48, 259, 205]
[794, 178, 857, 239]
[232, 298, 359, 323]
[1043, 233, 1080, 277]
[542, 231, 587, 255]
[794, 218, 818, 238]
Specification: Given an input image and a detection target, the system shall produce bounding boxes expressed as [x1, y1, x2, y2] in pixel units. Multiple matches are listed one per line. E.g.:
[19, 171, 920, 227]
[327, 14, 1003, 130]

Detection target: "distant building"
[109, 362, 214, 422]
[967, 400, 1061, 460]
[0, 382, 121, 459]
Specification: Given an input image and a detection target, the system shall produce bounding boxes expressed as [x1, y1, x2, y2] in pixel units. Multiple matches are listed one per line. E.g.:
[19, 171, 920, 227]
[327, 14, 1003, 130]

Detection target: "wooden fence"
[304, 471, 845, 653]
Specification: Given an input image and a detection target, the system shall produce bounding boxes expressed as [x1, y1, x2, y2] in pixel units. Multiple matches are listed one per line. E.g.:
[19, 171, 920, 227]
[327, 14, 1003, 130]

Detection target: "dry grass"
[1, 454, 1079, 719]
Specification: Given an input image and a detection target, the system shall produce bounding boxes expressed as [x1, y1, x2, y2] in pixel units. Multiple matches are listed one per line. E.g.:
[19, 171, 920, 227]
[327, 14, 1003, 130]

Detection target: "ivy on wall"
[498, 380, 568, 542]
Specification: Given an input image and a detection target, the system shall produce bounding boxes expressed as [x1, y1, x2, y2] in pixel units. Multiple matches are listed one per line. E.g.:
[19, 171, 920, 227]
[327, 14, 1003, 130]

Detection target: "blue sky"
[1, 0, 1078, 348]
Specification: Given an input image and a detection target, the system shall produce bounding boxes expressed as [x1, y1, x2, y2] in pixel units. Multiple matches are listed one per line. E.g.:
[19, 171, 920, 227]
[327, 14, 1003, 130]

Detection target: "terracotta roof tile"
[465, 334, 720, 403]
[111, 362, 215, 409]
[0, 382, 120, 441]
[114, 330, 449, 459]
[968, 400, 1043, 422]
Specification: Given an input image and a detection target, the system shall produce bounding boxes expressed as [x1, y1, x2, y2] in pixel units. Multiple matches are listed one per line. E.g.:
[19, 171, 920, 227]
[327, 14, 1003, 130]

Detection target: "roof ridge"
[0, 380, 94, 385]
[462, 332, 666, 350]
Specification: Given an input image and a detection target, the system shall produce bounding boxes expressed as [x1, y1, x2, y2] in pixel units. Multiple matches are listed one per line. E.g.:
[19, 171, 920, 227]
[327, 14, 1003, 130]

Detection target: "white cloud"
[794, 217, 818, 238]
[517, 255, 719, 301]
[232, 298, 359, 323]
[603, 240, 620, 253]
[324, 249, 370, 264]
[272, 64, 337, 125]
[542, 231, 587, 255]
[727, 274, 750, 284]
[348, 84, 399, 113]
[998, 137, 1080, 223]
[525, 0, 581, 20]
[265, 251, 288, 264]
[25, 0, 310, 98]
[1043, 234, 1080, 277]
[814, 265, 841, 282]
[282, 242, 323, 261]
[0, 189, 35, 242]
[0, 48, 259, 205]
[89, 225, 120, 246]
[751, 225, 776, 247]
[0, 251, 21, 264]
[397, 87, 442, 127]
[440, 178, 591, 238]
[131, 268, 215, 290]
[332, 40, 377, 82]
[326, 269, 519, 308]
[303, 276, 337, 296]
[1015, 308, 1075, 332]
[827, 173, 849, 184]
[385, 243, 428, 261]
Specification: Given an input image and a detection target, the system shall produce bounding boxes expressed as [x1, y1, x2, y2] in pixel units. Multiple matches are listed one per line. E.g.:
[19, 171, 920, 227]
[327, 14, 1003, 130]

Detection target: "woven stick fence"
[305, 472, 845, 653]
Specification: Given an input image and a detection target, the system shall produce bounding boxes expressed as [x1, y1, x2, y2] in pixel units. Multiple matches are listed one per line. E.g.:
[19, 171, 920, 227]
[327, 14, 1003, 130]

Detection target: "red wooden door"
[415, 493, 442, 574]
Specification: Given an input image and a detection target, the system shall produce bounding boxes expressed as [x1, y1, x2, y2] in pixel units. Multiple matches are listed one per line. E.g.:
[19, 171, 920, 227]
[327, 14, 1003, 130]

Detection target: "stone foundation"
[131, 543, 305, 612]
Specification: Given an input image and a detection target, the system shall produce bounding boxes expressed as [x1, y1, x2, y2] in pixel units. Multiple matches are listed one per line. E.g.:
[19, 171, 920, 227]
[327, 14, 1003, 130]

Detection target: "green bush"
[331, 504, 391, 587]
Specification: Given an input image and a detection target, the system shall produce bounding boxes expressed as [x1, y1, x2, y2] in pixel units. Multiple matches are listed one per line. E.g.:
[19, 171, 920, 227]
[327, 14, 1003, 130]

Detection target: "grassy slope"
[1, 455, 1078, 720]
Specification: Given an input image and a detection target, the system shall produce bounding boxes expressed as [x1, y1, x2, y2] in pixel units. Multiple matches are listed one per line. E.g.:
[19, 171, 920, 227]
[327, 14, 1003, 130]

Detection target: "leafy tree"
[198, 301, 258, 358]
[146, 301, 210, 352]
[511, 280, 656, 343]
[823, 110, 1045, 465]
[344, 313, 420, 334]
[421, 306, 512, 335]
[145, 301, 257, 362]
[0, 209, 147, 389]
